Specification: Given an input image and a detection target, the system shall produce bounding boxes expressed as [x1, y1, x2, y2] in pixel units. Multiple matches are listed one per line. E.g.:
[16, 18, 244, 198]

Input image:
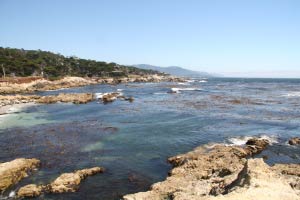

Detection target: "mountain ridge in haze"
[134, 64, 216, 77]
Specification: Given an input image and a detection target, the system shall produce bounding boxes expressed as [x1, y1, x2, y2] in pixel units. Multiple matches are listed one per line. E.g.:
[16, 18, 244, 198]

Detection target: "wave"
[186, 80, 196, 83]
[94, 92, 123, 99]
[153, 92, 168, 95]
[199, 80, 207, 83]
[170, 87, 203, 93]
[227, 134, 278, 146]
[177, 82, 190, 85]
[282, 92, 300, 97]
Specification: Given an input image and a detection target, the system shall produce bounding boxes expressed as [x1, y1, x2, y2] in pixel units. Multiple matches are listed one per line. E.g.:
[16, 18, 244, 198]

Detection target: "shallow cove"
[1, 78, 300, 199]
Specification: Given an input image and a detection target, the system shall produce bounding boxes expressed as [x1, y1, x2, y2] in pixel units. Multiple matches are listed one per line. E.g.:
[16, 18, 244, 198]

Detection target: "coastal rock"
[207, 159, 300, 200]
[17, 184, 43, 198]
[271, 163, 300, 194]
[49, 167, 104, 193]
[37, 93, 94, 104]
[0, 75, 184, 95]
[0, 93, 94, 106]
[272, 163, 300, 176]
[245, 138, 269, 155]
[123, 138, 288, 200]
[101, 93, 120, 103]
[288, 137, 300, 145]
[124, 96, 134, 102]
[0, 158, 40, 193]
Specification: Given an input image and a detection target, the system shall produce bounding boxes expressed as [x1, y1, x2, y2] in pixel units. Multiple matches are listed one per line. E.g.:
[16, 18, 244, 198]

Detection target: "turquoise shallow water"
[0, 78, 300, 199]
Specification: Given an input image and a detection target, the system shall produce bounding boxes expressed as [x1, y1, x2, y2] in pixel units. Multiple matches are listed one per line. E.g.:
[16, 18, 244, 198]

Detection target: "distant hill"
[0, 47, 161, 78]
[134, 64, 215, 77]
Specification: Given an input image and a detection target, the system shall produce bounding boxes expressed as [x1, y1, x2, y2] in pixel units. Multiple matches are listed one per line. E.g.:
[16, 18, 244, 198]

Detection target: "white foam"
[228, 135, 278, 146]
[177, 82, 190, 85]
[9, 191, 16, 198]
[282, 92, 300, 97]
[199, 80, 207, 83]
[170, 88, 202, 93]
[154, 92, 167, 95]
[117, 89, 123, 92]
[94, 92, 104, 99]
[94, 92, 123, 99]
[186, 80, 196, 83]
[228, 136, 253, 146]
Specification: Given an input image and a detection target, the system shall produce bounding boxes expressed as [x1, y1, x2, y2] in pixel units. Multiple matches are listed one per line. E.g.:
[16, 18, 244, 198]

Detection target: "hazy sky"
[0, 0, 300, 77]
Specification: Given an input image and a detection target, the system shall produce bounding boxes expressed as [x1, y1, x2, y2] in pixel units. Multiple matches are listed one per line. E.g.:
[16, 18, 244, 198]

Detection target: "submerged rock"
[288, 137, 300, 145]
[49, 167, 104, 193]
[17, 184, 43, 198]
[123, 138, 300, 200]
[0, 158, 40, 193]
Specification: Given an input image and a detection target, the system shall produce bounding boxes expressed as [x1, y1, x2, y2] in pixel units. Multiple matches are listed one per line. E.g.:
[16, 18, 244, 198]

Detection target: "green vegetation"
[0, 47, 161, 78]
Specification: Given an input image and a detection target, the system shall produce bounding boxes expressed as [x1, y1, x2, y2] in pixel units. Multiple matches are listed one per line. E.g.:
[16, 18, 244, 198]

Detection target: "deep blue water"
[0, 78, 300, 200]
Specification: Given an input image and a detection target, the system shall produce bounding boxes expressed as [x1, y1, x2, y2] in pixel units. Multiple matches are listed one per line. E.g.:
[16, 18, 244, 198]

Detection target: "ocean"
[1, 77, 300, 199]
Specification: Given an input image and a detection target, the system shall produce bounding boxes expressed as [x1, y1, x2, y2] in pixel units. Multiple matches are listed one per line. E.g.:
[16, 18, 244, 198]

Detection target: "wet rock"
[0, 158, 40, 193]
[17, 184, 43, 198]
[123, 139, 287, 200]
[288, 137, 300, 145]
[245, 138, 269, 155]
[124, 96, 134, 102]
[101, 93, 120, 103]
[49, 167, 104, 193]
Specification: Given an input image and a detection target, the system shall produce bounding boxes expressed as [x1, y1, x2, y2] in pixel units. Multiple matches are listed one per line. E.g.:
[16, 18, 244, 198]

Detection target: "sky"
[0, 0, 300, 77]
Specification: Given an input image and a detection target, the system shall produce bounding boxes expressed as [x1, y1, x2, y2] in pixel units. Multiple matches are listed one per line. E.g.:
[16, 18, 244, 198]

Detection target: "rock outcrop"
[206, 159, 300, 200]
[49, 167, 104, 193]
[123, 138, 300, 200]
[0, 93, 94, 107]
[101, 92, 121, 103]
[37, 93, 94, 104]
[16, 167, 104, 197]
[0, 75, 185, 95]
[0, 158, 40, 193]
[288, 137, 300, 145]
[17, 184, 43, 198]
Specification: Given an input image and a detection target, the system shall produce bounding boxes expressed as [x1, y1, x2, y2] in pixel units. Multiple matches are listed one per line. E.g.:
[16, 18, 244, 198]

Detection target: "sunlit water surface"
[1, 78, 300, 199]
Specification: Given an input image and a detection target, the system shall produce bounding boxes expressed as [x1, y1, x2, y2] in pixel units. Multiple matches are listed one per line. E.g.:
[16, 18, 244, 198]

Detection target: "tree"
[1, 63, 5, 78]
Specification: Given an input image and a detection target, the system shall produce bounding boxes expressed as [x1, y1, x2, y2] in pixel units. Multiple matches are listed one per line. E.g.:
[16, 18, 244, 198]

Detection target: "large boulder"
[245, 138, 269, 155]
[0, 158, 40, 193]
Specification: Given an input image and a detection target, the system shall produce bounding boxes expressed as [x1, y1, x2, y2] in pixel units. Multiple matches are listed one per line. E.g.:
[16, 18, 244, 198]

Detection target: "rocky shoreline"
[0, 158, 104, 198]
[123, 138, 300, 200]
[0, 138, 299, 199]
[0, 75, 184, 95]
[0, 75, 183, 114]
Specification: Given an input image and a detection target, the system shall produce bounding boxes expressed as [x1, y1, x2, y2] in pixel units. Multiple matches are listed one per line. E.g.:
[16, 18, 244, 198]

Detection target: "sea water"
[0, 78, 300, 199]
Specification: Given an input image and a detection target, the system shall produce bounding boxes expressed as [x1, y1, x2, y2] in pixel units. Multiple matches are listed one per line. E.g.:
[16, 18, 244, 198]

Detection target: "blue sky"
[0, 0, 300, 77]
